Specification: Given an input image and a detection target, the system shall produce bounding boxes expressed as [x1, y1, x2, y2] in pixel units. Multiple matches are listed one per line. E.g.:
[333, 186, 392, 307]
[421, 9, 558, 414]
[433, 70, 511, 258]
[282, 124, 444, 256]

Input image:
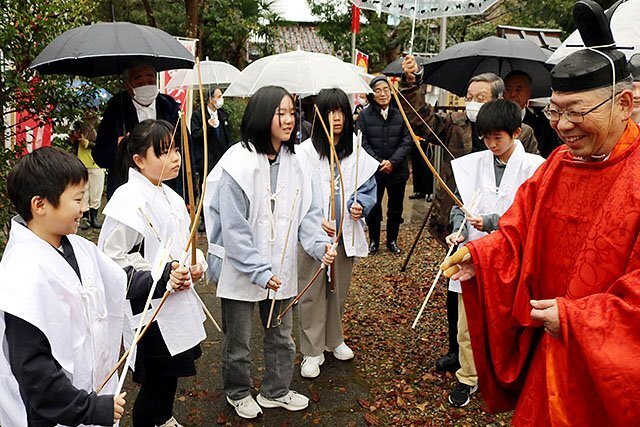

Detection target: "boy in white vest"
[445, 99, 545, 408]
[0, 147, 127, 426]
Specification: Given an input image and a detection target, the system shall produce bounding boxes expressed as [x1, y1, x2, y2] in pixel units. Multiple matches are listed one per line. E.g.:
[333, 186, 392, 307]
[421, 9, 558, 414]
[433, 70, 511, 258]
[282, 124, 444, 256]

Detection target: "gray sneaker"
[257, 390, 309, 411]
[226, 394, 263, 419]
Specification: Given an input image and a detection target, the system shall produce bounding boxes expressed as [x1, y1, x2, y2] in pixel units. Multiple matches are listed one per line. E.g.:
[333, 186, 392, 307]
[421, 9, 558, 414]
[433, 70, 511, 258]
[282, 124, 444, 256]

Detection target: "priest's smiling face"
[549, 87, 633, 158]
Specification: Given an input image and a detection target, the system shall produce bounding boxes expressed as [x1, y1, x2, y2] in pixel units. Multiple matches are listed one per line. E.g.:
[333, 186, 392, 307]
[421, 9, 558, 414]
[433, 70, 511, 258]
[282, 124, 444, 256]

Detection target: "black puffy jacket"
[357, 102, 412, 184]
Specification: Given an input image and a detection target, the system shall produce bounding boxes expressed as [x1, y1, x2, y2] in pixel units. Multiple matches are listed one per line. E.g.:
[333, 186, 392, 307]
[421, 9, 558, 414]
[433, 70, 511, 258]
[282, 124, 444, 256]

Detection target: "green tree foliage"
[201, 0, 280, 68]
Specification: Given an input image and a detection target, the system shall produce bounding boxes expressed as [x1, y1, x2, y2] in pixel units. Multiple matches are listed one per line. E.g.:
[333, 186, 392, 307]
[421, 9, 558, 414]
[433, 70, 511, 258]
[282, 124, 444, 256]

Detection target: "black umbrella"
[382, 55, 431, 76]
[423, 37, 553, 98]
[30, 22, 195, 77]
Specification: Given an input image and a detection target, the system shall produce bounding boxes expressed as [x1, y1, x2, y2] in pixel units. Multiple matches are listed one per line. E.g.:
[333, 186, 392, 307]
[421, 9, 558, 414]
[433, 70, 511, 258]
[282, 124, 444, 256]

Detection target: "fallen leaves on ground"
[345, 225, 512, 426]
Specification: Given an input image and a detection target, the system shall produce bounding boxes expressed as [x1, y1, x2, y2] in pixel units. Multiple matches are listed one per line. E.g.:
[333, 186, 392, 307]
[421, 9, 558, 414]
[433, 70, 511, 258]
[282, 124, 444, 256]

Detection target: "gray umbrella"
[423, 37, 552, 98]
[30, 22, 195, 77]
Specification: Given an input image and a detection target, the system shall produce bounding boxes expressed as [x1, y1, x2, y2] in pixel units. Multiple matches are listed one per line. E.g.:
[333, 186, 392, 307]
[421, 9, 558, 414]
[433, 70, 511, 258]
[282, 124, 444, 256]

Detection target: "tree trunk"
[185, 0, 199, 39]
[141, 0, 157, 27]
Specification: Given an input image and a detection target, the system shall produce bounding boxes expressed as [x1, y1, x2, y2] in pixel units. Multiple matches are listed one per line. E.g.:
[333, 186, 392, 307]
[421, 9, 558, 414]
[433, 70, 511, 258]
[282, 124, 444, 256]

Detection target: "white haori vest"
[297, 136, 379, 258]
[205, 142, 312, 301]
[100, 168, 206, 356]
[0, 217, 126, 427]
[448, 140, 544, 293]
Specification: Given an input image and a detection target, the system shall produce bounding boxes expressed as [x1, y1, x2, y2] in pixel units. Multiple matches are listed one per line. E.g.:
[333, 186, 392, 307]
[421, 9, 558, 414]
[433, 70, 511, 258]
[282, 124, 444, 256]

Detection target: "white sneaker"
[327, 342, 354, 360]
[226, 394, 263, 419]
[257, 390, 309, 411]
[301, 354, 325, 378]
[157, 417, 183, 427]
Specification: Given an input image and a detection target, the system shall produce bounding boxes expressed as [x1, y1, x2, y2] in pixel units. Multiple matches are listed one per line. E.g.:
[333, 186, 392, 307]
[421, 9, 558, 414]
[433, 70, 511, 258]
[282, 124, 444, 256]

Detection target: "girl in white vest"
[296, 88, 379, 379]
[445, 99, 545, 408]
[99, 120, 207, 427]
[204, 86, 337, 420]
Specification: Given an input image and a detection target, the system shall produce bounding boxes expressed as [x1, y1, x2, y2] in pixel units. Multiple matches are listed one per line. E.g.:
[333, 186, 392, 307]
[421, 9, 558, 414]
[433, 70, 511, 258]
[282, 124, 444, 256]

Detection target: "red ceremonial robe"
[463, 121, 640, 426]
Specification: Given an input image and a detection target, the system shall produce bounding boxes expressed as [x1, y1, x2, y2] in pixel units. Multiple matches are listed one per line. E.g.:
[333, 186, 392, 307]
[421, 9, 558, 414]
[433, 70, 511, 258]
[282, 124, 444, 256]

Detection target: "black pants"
[366, 175, 406, 244]
[411, 144, 433, 194]
[447, 290, 459, 354]
[132, 376, 178, 427]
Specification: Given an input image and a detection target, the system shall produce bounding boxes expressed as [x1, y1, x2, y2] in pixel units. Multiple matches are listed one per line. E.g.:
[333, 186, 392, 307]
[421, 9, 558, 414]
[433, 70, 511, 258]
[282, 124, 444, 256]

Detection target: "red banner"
[355, 50, 369, 73]
[14, 111, 52, 154]
[352, 5, 360, 34]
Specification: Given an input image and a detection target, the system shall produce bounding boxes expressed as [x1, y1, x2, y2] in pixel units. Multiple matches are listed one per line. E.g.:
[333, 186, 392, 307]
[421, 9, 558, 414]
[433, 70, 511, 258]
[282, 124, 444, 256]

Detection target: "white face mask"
[132, 85, 158, 106]
[214, 98, 224, 109]
[465, 101, 483, 122]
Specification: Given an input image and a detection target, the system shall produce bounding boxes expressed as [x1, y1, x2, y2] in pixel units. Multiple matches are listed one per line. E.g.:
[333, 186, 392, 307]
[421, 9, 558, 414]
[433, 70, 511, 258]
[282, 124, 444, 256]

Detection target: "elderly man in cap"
[504, 70, 561, 158]
[400, 61, 540, 374]
[93, 62, 181, 198]
[441, 0, 640, 425]
[357, 76, 412, 255]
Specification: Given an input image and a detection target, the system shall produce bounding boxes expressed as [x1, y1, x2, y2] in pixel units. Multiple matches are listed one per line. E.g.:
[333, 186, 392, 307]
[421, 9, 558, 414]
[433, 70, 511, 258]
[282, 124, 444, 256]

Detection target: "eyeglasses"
[373, 87, 391, 95]
[544, 92, 620, 124]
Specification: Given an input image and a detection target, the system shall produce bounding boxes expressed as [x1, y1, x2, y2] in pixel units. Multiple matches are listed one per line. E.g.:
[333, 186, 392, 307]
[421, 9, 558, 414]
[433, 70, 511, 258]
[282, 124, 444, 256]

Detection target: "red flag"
[352, 5, 360, 34]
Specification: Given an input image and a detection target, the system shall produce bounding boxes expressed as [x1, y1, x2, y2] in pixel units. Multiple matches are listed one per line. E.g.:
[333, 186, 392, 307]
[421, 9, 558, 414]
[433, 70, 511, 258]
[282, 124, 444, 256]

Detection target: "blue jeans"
[220, 297, 295, 400]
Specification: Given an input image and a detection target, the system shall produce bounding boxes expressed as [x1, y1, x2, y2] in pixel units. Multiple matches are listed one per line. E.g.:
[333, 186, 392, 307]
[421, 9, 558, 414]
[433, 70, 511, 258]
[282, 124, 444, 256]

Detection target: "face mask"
[214, 98, 224, 109]
[132, 85, 158, 106]
[465, 101, 483, 122]
[359, 98, 368, 106]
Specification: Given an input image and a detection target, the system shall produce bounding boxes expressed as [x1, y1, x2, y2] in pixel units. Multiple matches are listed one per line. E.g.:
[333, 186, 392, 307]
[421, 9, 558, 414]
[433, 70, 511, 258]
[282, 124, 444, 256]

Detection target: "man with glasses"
[504, 70, 561, 158]
[439, 0, 640, 424]
[400, 62, 539, 374]
[357, 76, 412, 255]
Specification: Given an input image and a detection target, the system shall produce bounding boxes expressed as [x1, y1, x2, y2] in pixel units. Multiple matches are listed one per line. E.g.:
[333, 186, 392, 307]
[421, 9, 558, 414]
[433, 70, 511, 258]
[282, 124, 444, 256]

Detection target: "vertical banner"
[159, 37, 198, 128]
[14, 112, 52, 154]
[355, 50, 369, 73]
[351, 4, 361, 34]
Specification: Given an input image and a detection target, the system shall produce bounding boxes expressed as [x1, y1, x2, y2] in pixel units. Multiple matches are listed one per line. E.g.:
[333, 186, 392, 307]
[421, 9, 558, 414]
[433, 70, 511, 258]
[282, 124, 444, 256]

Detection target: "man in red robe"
[441, 1, 640, 425]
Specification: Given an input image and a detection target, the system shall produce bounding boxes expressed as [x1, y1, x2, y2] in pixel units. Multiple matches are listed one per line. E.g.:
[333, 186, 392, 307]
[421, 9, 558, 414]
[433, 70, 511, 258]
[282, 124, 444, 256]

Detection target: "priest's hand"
[169, 262, 191, 291]
[322, 218, 336, 237]
[350, 202, 363, 221]
[441, 246, 475, 281]
[466, 215, 484, 231]
[445, 231, 466, 246]
[267, 275, 282, 291]
[530, 299, 561, 339]
[113, 392, 126, 423]
[323, 243, 337, 266]
[189, 263, 204, 282]
[402, 55, 419, 83]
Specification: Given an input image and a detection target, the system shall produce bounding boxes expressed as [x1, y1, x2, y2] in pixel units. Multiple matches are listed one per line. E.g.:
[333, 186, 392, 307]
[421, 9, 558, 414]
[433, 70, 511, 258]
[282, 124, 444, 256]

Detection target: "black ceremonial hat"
[551, 0, 630, 92]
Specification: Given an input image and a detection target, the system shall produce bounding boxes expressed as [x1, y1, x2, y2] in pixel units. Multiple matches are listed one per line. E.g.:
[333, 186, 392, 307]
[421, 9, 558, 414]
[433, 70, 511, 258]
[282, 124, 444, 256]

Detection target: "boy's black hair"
[312, 88, 354, 160]
[114, 119, 178, 187]
[476, 99, 522, 137]
[241, 86, 296, 155]
[7, 146, 88, 222]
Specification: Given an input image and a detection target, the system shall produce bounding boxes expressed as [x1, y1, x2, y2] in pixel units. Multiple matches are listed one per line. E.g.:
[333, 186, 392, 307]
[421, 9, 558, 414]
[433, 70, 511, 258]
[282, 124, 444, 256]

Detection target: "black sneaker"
[435, 352, 460, 372]
[448, 381, 478, 407]
[369, 241, 379, 255]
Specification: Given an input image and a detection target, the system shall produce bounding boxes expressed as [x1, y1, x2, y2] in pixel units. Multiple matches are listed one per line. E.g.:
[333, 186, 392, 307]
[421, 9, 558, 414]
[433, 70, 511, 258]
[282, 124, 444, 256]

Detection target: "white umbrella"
[224, 50, 373, 98]
[165, 59, 241, 88]
[351, 0, 499, 54]
[347, 62, 376, 83]
[547, 0, 640, 64]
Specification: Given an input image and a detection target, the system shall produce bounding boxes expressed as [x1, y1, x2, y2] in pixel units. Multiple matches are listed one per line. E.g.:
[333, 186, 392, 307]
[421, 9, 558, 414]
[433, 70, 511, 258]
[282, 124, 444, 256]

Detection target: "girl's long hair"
[114, 119, 178, 187]
[312, 88, 354, 160]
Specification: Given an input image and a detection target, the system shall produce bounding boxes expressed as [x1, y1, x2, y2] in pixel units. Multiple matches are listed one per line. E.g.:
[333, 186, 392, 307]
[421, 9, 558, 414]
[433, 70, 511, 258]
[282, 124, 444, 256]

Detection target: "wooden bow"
[387, 78, 471, 216]
[274, 105, 346, 321]
[99, 58, 219, 395]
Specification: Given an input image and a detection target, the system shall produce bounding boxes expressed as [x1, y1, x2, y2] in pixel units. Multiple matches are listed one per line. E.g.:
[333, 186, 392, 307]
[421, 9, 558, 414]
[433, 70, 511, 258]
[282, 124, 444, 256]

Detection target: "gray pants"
[220, 297, 295, 400]
[297, 244, 353, 357]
